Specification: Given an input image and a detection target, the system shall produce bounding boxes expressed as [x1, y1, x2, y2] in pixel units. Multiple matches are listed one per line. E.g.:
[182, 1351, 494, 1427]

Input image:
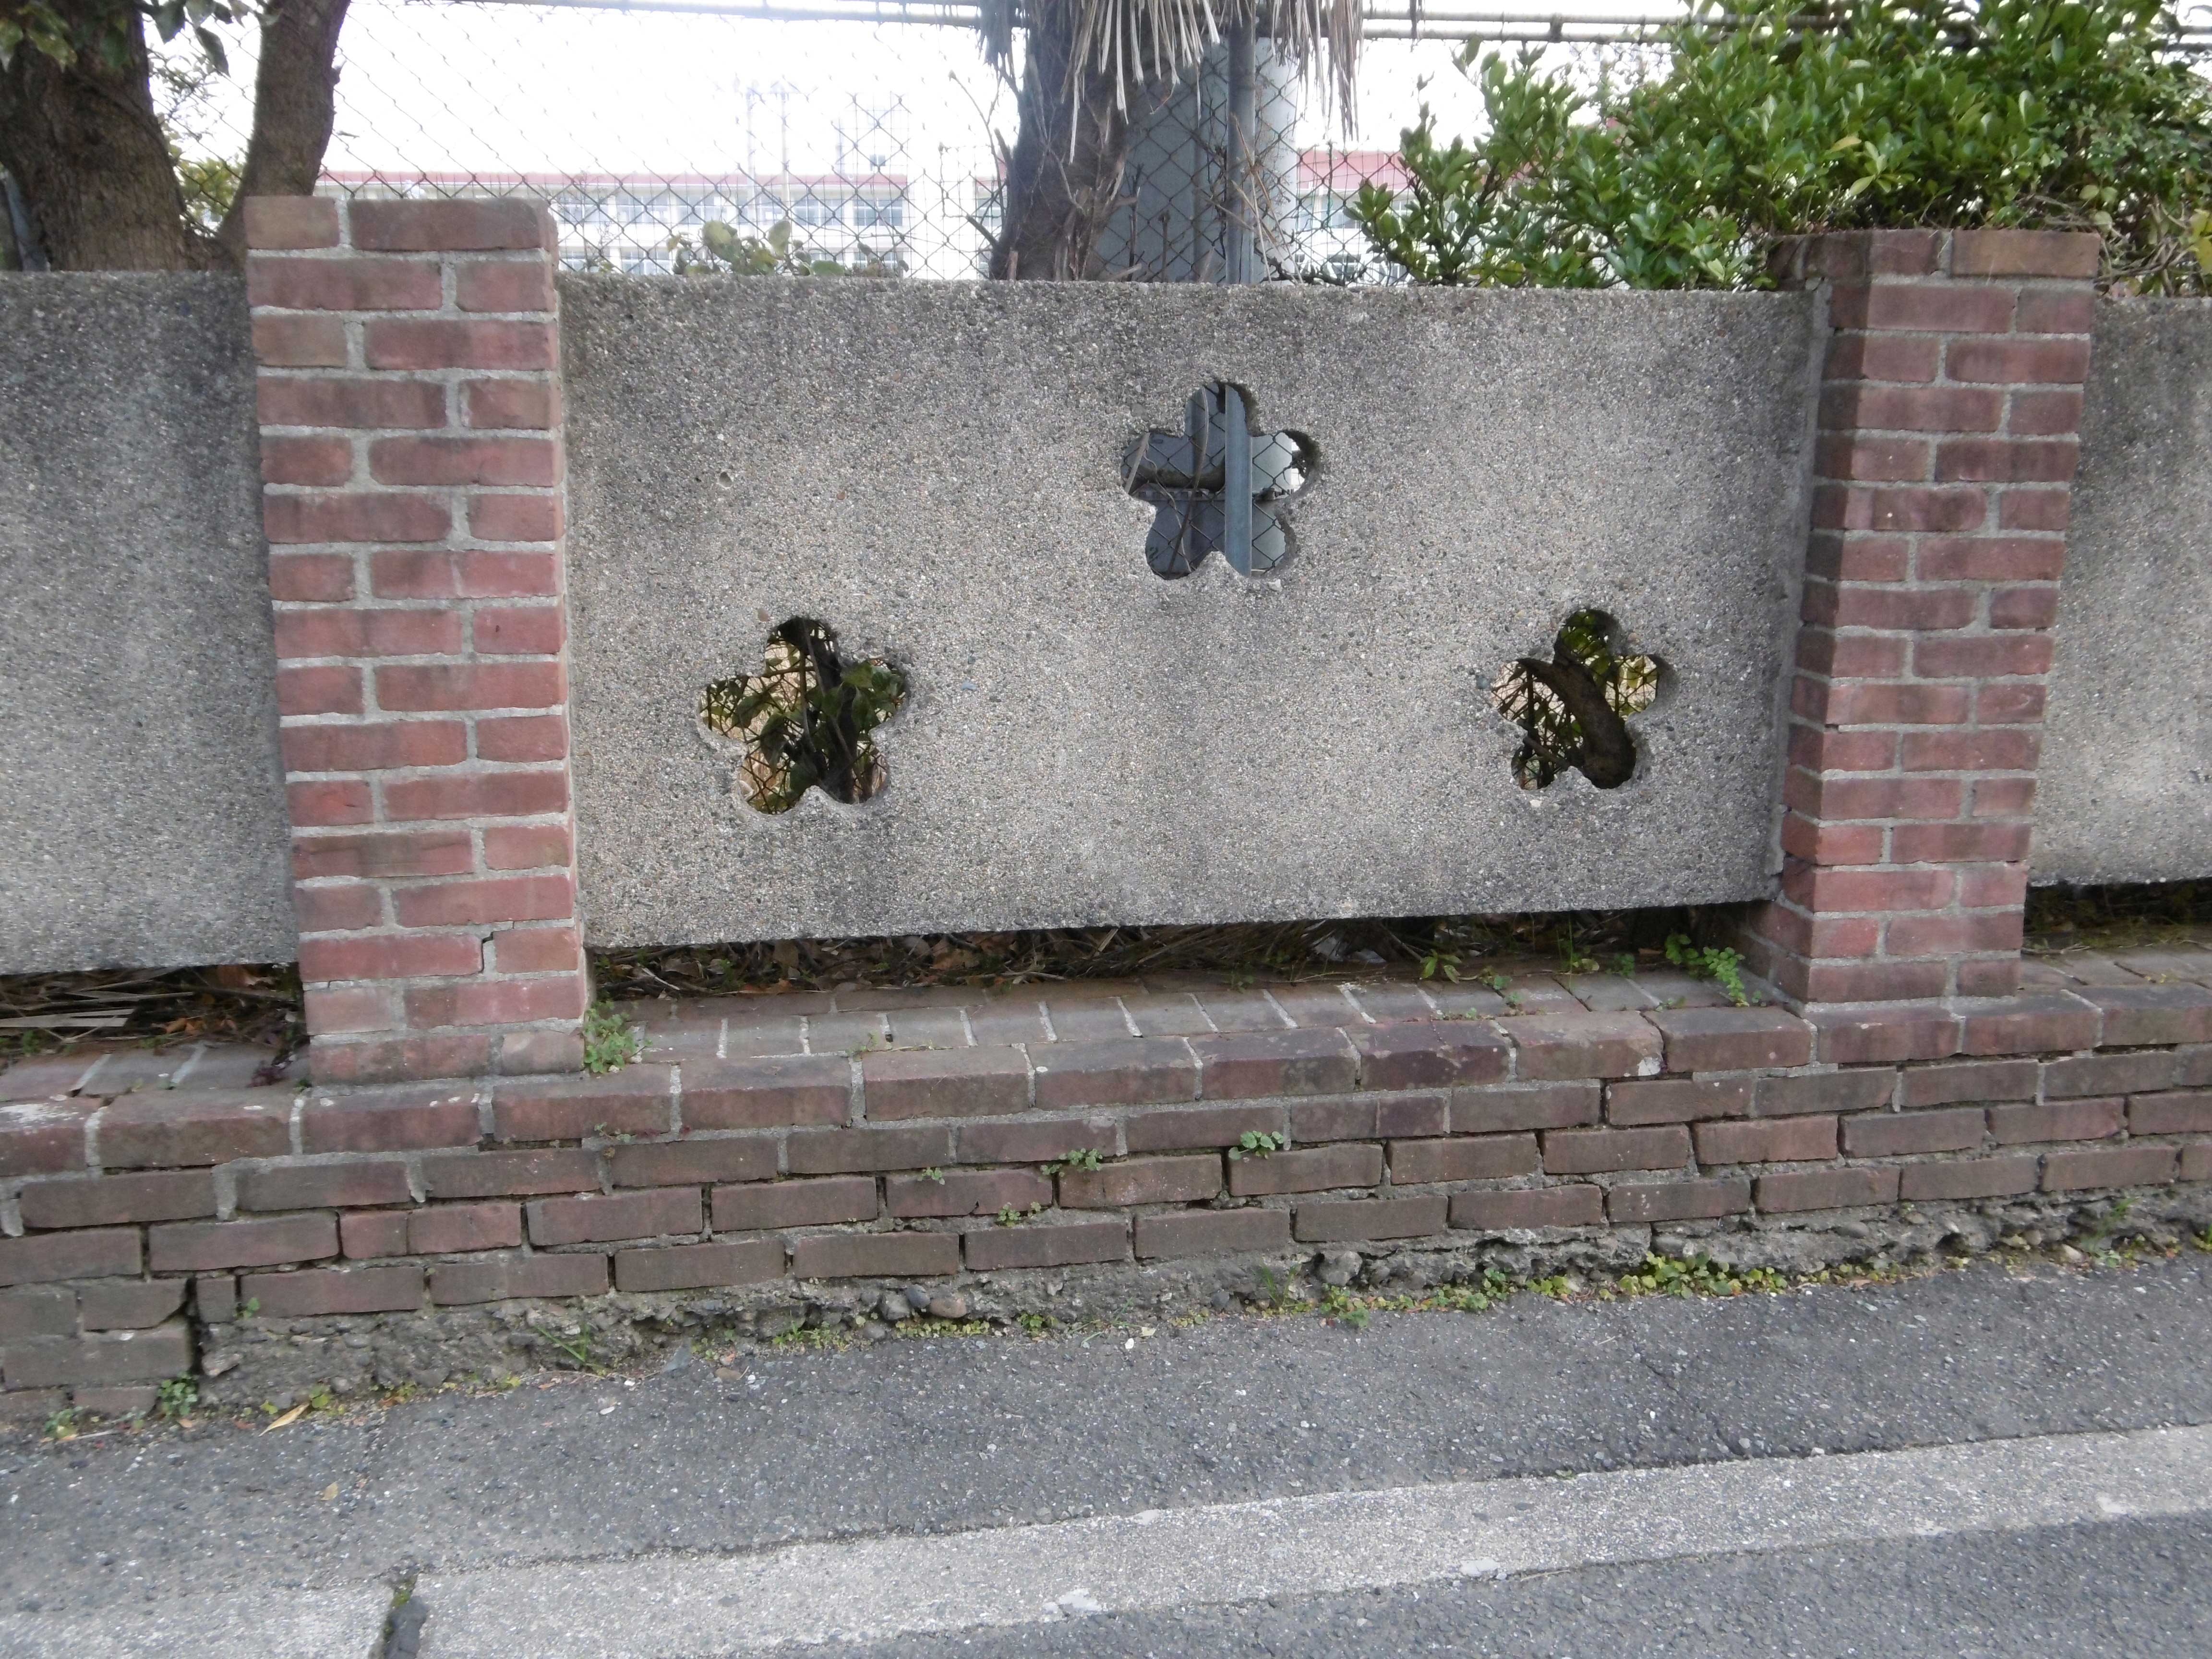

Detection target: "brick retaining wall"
[5, 960, 2208, 1415]
[5, 215, 2204, 1417]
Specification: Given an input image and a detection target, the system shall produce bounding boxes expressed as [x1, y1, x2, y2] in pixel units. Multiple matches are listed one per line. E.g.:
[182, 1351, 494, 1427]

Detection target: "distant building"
[320, 151, 1406, 282]
[321, 169, 950, 276]
[1293, 150, 1408, 279]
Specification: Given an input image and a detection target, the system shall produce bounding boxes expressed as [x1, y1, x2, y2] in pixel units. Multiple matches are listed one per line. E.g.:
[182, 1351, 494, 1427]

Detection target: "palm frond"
[1028, 0, 1363, 122]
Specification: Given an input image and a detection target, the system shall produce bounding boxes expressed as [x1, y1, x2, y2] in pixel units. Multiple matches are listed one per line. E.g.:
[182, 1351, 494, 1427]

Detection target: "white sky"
[165, 0, 1680, 181]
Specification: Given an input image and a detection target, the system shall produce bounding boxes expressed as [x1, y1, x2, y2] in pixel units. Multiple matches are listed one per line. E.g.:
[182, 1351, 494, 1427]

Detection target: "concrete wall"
[0, 274, 294, 972]
[2036, 300, 2212, 887]
[561, 277, 1820, 948]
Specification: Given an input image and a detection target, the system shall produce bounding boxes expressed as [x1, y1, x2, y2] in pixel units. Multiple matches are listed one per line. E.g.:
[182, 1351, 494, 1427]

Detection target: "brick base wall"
[6, 982, 2207, 1413]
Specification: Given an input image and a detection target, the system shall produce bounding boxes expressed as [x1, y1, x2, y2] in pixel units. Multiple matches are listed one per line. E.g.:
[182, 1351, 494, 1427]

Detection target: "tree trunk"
[0, 0, 349, 272]
[990, 8, 1131, 280]
[0, 14, 207, 270]
[214, 0, 352, 264]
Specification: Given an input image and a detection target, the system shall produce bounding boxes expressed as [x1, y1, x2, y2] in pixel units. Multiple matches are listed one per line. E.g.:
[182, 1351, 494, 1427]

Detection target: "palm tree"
[985, 0, 1360, 279]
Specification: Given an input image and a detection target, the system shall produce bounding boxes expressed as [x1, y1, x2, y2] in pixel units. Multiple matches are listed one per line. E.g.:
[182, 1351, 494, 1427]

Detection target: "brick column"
[1742, 228, 2100, 1007]
[246, 194, 587, 1084]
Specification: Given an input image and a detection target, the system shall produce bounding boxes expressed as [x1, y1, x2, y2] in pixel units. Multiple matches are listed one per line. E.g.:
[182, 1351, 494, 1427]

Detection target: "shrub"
[1353, 0, 2212, 292]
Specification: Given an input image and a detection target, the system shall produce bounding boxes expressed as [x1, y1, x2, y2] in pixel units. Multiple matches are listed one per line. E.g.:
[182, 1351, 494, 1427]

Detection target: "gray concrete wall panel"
[0, 274, 293, 971]
[2036, 300, 2212, 886]
[561, 277, 1820, 946]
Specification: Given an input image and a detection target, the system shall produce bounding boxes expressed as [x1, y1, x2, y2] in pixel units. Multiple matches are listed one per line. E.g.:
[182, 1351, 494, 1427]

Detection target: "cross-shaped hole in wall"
[1123, 383, 1317, 578]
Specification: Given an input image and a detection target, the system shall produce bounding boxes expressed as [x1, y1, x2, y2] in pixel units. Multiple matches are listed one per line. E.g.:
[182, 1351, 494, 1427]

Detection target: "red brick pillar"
[246, 195, 587, 1084]
[1742, 228, 2100, 1007]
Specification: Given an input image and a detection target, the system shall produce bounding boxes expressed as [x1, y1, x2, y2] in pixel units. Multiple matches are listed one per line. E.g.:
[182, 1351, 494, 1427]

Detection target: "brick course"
[4, 956, 2212, 1407]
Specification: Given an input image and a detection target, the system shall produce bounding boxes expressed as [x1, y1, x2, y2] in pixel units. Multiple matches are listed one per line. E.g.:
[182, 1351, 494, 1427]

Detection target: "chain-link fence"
[154, 0, 1633, 279]
[108, 0, 2212, 285]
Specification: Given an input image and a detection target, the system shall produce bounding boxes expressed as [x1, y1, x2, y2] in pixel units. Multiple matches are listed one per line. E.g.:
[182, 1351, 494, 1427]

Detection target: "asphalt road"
[2, 1250, 2208, 1655]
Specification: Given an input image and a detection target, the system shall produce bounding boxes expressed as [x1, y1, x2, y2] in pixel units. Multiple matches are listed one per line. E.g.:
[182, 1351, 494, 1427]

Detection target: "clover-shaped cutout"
[700, 617, 907, 814]
[1491, 608, 1662, 790]
[1123, 382, 1317, 578]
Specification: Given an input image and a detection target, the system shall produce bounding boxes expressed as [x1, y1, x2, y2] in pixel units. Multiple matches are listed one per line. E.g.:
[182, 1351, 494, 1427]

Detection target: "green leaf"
[1355, 0, 2212, 297]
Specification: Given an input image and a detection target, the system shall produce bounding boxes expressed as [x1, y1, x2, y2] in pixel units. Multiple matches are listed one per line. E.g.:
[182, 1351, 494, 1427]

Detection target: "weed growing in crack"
[1321, 1285, 1371, 1329]
[1605, 1252, 1786, 1299]
[1044, 1148, 1104, 1178]
[1664, 933, 1751, 1006]
[581, 1000, 643, 1075]
[156, 1377, 198, 1421]
[536, 1324, 601, 1371]
[1227, 1130, 1288, 1161]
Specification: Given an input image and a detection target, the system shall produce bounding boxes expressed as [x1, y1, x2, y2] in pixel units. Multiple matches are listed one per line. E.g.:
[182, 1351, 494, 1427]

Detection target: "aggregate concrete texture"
[0, 274, 293, 972]
[561, 277, 1821, 946]
[2038, 298, 2212, 887]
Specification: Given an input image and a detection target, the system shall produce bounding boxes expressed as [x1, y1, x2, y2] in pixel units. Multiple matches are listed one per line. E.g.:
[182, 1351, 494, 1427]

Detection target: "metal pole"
[1226, 7, 1257, 284]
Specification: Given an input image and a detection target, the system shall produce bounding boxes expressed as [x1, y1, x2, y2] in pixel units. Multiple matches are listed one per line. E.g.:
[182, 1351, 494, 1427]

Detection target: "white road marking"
[404, 1422, 2212, 1656]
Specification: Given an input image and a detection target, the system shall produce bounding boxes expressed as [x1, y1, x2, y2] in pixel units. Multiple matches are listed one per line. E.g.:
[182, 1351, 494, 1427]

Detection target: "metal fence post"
[1226, 8, 1258, 284]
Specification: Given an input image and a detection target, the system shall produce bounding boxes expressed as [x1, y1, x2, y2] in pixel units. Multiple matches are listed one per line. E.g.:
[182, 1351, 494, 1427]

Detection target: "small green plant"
[995, 1202, 1045, 1226]
[1612, 953, 1638, 977]
[2194, 1226, 2212, 1253]
[2076, 1196, 2134, 1247]
[666, 217, 893, 278]
[919, 1166, 947, 1184]
[240, 1297, 260, 1318]
[156, 1377, 199, 1421]
[1420, 948, 1463, 983]
[1044, 1148, 1104, 1177]
[1227, 1130, 1288, 1162]
[1664, 933, 1750, 1006]
[42, 1407, 80, 1442]
[537, 1324, 600, 1371]
[1529, 1274, 1576, 1298]
[1612, 1251, 1786, 1298]
[1555, 924, 1601, 975]
[581, 999, 643, 1075]
[1479, 970, 1512, 995]
[1321, 1285, 1372, 1329]
[768, 1324, 847, 1352]
[1440, 1264, 1517, 1311]
[1017, 1311, 1052, 1334]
